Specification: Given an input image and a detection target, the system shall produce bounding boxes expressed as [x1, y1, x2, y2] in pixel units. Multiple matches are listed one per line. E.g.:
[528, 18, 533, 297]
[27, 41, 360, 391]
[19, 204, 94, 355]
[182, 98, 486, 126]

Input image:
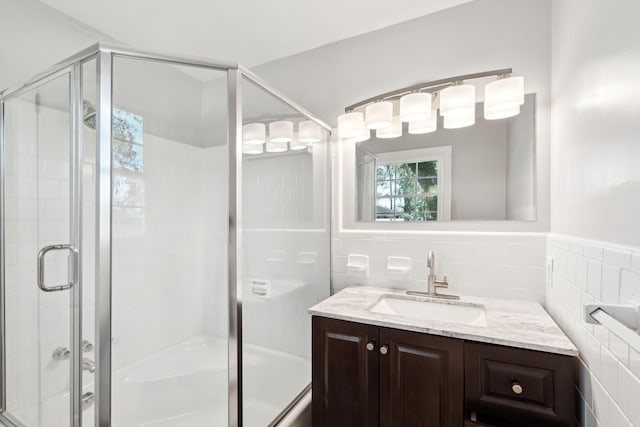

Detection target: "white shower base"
[10, 335, 310, 427]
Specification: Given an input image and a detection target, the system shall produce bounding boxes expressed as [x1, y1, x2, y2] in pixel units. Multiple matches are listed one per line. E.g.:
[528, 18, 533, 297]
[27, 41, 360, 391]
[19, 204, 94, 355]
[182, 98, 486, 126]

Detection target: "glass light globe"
[443, 109, 475, 129]
[399, 92, 432, 122]
[243, 143, 263, 154]
[290, 135, 308, 150]
[298, 120, 321, 143]
[484, 76, 524, 120]
[265, 139, 288, 153]
[440, 84, 476, 117]
[365, 101, 393, 129]
[242, 123, 266, 145]
[269, 121, 294, 143]
[376, 116, 402, 139]
[408, 110, 438, 134]
[338, 112, 365, 139]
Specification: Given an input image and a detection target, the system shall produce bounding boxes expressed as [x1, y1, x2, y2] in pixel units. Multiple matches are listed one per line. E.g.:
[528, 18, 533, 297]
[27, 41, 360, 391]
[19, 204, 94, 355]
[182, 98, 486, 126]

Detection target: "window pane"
[377, 164, 393, 181]
[416, 196, 438, 221]
[113, 140, 144, 172]
[376, 180, 394, 197]
[396, 163, 416, 179]
[376, 198, 394, 220]
[113, 174, 145, 207]
[396, 179, 417, 195]
[418, 161, 438, 178]
[113, 108, 144, 144]
[418, 178, 438, 194]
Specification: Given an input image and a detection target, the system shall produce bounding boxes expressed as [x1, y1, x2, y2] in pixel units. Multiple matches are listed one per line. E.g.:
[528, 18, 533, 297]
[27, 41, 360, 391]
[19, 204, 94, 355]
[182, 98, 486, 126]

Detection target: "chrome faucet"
[408, 251, 459, 299]
[82, 358, 95, 374]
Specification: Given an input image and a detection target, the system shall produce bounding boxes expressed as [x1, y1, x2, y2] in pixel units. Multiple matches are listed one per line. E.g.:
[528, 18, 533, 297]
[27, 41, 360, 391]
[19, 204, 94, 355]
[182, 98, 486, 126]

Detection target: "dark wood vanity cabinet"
[312, 316, 575, 427]
[312, 316, 464, 427]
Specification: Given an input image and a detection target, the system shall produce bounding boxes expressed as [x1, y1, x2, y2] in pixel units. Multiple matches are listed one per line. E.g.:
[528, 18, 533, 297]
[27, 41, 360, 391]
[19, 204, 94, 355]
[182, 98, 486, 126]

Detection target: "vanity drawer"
[465, 342, 575, 427]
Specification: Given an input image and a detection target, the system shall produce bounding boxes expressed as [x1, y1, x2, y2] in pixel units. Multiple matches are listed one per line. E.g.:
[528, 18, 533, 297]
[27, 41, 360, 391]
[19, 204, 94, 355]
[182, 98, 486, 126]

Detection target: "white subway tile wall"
[547, 234, 640, 426]
[241, 147, 331, 360]
[332, 232, 548, 303]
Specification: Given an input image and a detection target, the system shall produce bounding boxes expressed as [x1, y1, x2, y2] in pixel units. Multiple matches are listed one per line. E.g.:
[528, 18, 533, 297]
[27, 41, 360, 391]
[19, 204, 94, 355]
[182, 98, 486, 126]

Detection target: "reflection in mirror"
[356, 94, 536, 222]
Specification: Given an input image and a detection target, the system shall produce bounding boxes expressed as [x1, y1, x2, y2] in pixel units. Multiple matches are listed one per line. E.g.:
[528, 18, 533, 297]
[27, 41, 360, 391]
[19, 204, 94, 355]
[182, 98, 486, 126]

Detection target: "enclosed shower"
[0, 44, 331, 426]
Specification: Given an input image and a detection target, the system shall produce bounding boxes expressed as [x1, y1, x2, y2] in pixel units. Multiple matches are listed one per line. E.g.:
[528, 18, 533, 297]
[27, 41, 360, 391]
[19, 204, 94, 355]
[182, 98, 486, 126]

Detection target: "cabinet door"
[312, 317, 379, 427]
[379, 328, 464, 427]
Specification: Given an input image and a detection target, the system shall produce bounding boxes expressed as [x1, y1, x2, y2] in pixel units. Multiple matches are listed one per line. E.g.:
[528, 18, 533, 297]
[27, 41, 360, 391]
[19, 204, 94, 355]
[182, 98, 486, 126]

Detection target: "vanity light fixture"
[484, 75, 524, 120]
[399, 92, 432, 122]
[243, 143, 264, 154]
[338, 68, 524, 140]
[290, 135, 308, 150]
[439, 83, 475, 118]
[298, 120, 322, 143]
[265, 138, 288, 153]
[242, 122, 266, 145]
[242, 119, 325, 155]
[376, 116, 402, 139]
[269, 120, 294, 143]
[365, 101, 393, 130]
[337, 111, 366, 139]
[443, 109, 475, 129]
[408, 109, 438, 134]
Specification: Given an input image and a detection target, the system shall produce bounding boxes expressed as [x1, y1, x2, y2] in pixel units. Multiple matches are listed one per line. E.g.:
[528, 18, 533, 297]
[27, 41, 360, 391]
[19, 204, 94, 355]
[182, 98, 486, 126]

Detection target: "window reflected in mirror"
[356, 94, 536, 222]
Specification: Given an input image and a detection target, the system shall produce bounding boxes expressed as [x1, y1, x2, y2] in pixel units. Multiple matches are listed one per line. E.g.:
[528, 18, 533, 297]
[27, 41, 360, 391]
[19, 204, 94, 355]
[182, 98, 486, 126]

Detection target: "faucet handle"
[435, 275, 449, 288]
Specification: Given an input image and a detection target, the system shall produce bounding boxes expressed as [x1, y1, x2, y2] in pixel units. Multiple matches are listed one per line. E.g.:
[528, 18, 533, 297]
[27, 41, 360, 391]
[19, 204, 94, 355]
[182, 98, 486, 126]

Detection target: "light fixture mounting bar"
[344, 68, 512, 112]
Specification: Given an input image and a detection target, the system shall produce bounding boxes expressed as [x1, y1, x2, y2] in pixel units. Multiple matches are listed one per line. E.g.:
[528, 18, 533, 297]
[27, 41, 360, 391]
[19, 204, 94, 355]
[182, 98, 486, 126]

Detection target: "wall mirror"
[355, 94, 536, 222]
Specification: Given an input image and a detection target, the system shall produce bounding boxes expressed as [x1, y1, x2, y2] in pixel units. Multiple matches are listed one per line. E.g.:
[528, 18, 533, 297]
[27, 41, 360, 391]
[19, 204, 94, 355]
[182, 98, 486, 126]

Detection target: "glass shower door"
[2, 71, 81, 426]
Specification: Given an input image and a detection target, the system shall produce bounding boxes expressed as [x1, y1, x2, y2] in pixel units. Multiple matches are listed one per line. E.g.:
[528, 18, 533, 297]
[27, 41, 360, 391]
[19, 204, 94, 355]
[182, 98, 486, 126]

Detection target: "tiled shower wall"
[546, 234, 640, 426]
[241, 147, 331, 359]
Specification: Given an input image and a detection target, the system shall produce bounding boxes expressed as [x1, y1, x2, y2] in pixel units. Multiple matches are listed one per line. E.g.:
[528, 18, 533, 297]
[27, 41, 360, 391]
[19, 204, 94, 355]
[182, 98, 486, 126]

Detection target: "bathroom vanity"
[309, 287, 578, 427]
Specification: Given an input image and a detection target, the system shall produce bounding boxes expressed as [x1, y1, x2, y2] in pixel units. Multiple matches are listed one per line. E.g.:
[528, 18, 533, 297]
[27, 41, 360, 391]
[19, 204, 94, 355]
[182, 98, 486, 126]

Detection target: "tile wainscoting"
[547, 234, 640, 426]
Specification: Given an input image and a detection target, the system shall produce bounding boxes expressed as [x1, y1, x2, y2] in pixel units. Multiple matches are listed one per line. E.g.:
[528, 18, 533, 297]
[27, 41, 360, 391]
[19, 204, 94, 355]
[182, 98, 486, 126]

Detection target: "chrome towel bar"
[585, 303, 640, 353]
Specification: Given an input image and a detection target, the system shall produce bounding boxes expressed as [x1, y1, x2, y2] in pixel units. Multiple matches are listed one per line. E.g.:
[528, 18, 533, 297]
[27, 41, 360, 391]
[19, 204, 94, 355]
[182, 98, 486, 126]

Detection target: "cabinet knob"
[379, 345, 389, 355]
[511, 381, 523, 395]
[366, 342, 375, 351]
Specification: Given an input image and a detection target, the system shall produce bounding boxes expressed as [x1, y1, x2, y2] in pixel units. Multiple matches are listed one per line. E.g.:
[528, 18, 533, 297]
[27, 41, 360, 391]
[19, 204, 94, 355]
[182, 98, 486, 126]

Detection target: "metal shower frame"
[0, 43, 331, 427]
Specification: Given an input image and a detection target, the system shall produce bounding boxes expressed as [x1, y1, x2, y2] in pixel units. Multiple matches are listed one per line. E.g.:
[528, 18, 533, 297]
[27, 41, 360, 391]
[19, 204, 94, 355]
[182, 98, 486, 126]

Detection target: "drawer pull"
[366, 342, 375, 351]
[511, 381, 523, 395]
[380, 345, 389, 355]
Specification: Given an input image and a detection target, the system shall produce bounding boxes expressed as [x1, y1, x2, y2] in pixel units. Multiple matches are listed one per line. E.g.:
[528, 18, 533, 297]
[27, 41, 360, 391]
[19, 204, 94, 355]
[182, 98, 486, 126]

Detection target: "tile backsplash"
[547, 234, 640, 426]
[331, 231, 547, 302]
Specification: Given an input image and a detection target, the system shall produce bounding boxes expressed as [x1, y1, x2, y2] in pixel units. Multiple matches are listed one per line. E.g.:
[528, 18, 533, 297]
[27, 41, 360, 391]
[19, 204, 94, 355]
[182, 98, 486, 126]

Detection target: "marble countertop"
[309, 286, 578, 356]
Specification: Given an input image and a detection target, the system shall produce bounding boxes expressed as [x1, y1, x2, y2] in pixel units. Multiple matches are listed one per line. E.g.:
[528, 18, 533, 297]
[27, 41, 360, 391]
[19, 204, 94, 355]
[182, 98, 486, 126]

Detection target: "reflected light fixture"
[443, 109, 475, 129]
[365, 101, 393, 129]
[269, 121, 294, 143]
[337, 111, 365, 139]
[400, 92, 432, 122]
[298, 120, 321, 143]
[408, 109, 438, 134]
[265, 138, 288, 153]
[376, 116, 402, 139]
[242, 123, 266, 145]
[290, 134, 308, 150]
[338, 68, 524, 140]
[243, 143, 263, 154]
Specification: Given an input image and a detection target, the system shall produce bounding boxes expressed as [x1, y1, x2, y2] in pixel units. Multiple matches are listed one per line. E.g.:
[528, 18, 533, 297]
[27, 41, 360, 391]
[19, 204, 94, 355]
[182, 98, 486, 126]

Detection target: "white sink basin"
[369, 296, 488, 327]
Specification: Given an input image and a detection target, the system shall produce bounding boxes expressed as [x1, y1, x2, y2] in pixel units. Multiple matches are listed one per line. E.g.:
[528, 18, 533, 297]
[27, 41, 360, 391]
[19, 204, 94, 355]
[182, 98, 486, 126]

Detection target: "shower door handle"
[37, 244, 75, 292]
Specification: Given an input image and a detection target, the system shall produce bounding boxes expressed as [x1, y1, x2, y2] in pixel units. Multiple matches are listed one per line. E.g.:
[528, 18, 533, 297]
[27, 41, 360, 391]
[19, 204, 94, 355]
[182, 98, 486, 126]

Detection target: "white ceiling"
[39, 0, 473, 69]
